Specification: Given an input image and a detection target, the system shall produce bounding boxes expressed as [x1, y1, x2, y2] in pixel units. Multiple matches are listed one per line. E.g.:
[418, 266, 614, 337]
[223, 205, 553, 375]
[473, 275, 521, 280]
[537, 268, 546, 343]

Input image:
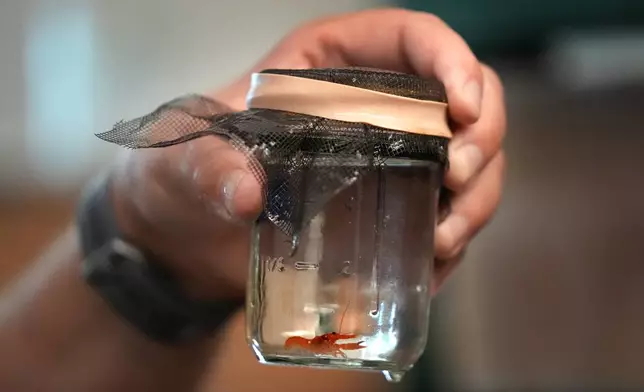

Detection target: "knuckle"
[445, 243, 466, 261]
[478, 152, 506, 224]
[494, 150, 508, 195]
[454, 153, 506, 234]
[481, 65, 508, 141]
[482, 64, 506, 101]
[490, 119, 507, 156]
[435, 239, 466, 264]
[282, 13, 334, 46]
[411, 10, 446, 27]
[468, 63, 485, 91]
[364, 7, 427, 23]
[285, 22, 320, 46]
[496, 149, 507, 169]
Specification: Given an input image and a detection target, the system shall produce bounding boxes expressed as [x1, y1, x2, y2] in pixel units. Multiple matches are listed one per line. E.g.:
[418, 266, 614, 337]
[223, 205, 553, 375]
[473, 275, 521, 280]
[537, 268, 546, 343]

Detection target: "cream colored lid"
[245, 72, 451, 138]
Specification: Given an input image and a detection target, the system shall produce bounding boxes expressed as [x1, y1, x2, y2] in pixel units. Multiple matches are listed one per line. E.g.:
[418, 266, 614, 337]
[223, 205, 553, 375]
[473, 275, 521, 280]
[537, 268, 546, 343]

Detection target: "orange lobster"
[283, 302, 366, 358]
[284, 332, 366, 358]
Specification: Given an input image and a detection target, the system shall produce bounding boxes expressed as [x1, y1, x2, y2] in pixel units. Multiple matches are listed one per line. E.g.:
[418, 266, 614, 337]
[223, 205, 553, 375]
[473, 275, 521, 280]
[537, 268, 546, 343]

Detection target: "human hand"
[111, 7, 506, 300]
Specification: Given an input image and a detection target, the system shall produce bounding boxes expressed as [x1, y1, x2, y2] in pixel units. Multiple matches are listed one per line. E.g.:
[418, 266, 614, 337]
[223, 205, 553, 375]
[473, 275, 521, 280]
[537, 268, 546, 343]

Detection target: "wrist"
[78, 172, 244, 344]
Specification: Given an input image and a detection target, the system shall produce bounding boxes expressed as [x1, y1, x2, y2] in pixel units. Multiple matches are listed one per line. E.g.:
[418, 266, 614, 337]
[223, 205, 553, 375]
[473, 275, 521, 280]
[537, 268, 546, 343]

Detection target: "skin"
[0, 8, 506, 392]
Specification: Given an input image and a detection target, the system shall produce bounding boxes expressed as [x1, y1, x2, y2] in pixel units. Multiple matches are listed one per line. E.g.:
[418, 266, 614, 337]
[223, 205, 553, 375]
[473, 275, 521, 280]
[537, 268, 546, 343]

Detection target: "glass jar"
[245, 155, 443, 382]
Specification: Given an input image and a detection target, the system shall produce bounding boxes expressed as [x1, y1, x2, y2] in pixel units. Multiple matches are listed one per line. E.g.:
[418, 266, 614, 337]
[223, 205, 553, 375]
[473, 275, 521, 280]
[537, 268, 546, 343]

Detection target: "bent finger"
[435, 149, 506, 261]
[309, 9, 484, 124]
[445, 64, 507, 191]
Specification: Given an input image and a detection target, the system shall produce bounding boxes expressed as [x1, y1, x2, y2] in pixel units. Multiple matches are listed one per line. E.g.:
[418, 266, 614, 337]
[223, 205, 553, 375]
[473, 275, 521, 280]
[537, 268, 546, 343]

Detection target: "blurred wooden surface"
[0, 197, 77, 286]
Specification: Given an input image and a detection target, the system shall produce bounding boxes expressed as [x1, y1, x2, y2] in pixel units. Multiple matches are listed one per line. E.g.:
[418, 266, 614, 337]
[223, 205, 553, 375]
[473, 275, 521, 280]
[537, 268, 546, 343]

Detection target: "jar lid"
[246, 67, 451, 139]
[95, 68, 451, 238]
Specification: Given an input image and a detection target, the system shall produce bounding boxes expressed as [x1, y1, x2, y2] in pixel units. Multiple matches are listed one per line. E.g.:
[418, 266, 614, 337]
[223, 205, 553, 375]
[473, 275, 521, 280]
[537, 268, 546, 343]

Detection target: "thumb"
[184, 136, 264, 223]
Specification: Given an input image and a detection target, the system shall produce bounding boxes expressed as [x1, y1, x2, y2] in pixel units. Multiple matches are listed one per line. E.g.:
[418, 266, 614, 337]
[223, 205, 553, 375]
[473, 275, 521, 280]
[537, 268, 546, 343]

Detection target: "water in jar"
[245, 158, 442, 382]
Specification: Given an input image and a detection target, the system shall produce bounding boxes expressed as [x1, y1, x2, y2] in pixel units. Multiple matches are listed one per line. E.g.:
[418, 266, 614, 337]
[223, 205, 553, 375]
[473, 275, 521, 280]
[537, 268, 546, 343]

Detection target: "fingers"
[444, 65, 507, 191]
[310, 9, 484, 124]
[430, 64, 506, 292]
[218, 8, 484, 124]
[396, 11, 484, 125]
[435, 150, 506, 262]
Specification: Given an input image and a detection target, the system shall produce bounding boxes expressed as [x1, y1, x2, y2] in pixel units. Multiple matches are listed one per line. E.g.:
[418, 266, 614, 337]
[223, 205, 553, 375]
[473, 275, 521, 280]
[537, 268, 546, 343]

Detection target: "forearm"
[0, 227, 213, 392]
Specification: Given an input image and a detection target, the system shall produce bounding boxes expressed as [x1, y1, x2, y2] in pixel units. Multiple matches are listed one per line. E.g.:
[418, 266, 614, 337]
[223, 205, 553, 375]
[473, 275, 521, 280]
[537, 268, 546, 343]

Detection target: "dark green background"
[399, 0, 644, 60]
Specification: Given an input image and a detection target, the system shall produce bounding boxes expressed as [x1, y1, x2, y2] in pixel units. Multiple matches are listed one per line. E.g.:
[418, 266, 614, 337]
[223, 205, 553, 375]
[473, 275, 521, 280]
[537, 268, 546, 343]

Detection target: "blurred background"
[1, 0, 644, 391]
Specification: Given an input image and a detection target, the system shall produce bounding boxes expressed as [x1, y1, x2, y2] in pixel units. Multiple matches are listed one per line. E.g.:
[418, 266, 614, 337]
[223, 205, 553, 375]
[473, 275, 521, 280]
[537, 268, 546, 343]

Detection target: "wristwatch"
[77, 171, 243, 344]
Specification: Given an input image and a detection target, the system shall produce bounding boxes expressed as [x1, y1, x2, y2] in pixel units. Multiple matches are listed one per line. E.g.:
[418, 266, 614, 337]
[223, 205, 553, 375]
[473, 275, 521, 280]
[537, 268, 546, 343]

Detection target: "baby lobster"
[284, 332, 367, 358]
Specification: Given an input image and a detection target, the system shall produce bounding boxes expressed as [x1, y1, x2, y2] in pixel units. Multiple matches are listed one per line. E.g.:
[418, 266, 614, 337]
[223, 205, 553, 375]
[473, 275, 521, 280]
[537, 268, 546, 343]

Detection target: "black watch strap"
[77, 171, 243, 344]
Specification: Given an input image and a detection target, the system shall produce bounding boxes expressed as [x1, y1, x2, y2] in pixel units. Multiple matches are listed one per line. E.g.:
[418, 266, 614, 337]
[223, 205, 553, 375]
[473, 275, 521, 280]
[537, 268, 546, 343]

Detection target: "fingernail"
[222, 169, 247, 219]
[450, 143, 483, 185]
[462, 79, 482, 119]
[437, 214, 469, 252]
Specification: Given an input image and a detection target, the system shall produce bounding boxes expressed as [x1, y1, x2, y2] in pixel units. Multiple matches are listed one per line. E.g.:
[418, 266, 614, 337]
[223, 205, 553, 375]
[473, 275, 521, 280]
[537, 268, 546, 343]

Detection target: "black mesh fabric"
[261, 68, 448, 103]
[96, 67, 450, 243]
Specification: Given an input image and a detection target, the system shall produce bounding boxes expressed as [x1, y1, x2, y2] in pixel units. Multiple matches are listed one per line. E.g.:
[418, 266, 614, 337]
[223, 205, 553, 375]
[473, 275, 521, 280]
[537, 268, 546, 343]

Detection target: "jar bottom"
[249, 340, 411, 382]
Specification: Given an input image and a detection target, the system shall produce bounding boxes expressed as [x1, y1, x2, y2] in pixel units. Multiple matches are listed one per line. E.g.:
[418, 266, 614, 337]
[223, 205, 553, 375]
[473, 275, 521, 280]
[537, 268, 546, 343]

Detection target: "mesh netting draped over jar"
[96, 67, 451, 241]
